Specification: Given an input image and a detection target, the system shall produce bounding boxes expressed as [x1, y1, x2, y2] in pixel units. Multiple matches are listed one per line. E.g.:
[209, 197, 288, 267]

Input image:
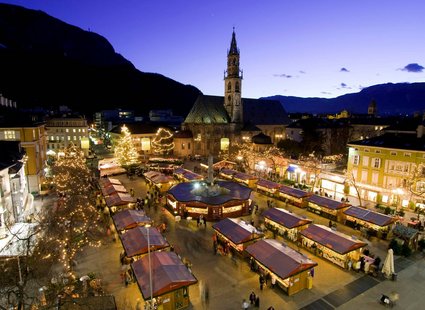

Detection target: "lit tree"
[114, 125, 140, 170]
[407, 163, 425, 214]
[344, 170, 363, 207]
[152, 127, 175, 155]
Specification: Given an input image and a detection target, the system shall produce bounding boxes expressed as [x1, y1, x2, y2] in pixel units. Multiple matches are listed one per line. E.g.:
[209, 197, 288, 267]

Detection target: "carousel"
[167, 157, 252, 221]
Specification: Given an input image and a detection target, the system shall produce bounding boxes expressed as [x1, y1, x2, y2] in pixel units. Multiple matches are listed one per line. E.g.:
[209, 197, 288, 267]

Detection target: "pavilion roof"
[344, 206, 396, 227]
[119, 226, 169, 257]
[212, 218, 264, 245]
[305, 195, 350, 210]
[112, 209, 152, 231]
[262, 208, 312, 229]
[105, 192, 135, 207]
[257, 179, 282, 190]
[278, 185, 310, 198]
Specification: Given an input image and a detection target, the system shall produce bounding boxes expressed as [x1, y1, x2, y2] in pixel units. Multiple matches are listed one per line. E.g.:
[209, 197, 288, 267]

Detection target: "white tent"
[381, 248, 395, 278]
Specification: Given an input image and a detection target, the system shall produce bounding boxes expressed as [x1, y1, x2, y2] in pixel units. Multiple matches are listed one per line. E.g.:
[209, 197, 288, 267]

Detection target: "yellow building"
[0, 120, 47, 193]
[347, 124, 425, 209]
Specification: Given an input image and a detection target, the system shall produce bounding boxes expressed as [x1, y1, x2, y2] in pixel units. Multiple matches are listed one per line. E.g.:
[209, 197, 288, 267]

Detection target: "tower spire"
[229, 27, 239, 55]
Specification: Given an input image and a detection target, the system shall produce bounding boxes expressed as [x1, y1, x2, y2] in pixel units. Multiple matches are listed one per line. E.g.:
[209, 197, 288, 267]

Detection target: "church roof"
[243, 98, 290, 125]
[184, 94, 230, 124]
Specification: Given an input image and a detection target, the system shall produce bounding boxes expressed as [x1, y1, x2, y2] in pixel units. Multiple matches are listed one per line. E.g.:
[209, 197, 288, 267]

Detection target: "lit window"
[404, 153, 411, 157]
[73, 129, 76, 133]
[4, 130, 16, 140]
[353, 155, 359, 165]
[74, 136, 77, 140]
[220, 138, 230, 151]
[67, 136, 71, 141]
[390, 151, 397, 156]
[66, 128, 69, 133]
[373, 158, 381, 168]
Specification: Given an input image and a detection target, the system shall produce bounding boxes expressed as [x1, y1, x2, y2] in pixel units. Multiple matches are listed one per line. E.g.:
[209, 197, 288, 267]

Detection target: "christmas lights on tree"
[152, 127, 175, 155]
[114, 125, 140, 169]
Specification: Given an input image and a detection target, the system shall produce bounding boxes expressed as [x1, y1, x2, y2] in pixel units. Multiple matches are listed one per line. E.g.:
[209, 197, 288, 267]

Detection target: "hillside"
[0, 3, 199, 118]
[264, 82, 425, 115]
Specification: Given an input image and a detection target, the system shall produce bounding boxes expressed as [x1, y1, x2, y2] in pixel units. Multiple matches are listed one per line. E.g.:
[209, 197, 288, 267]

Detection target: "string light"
[114, 125, 140, 167]
[152, 127, 175, 155]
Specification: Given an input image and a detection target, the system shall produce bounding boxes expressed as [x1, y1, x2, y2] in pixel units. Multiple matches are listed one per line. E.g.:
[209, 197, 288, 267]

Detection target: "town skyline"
[2, 0, 425, 99]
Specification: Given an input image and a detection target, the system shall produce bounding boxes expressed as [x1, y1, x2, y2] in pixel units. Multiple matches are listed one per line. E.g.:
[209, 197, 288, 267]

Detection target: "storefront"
[112, 209, 153, 232]
[212, 218, 264, 256]
[305, 195, 350, 221]
[167, 180, 252, 221]
[343, 206, 396, 239]
[256, 179, 281, 196]
[132, 251, 197, 310]
[278, 185, 311, 208]
[262, 208, 312, 242]
[119, 226, 170, 260]
[318, 172, 347, 201]
[246, 239, 317, 296]
[300, 224, 367, 269]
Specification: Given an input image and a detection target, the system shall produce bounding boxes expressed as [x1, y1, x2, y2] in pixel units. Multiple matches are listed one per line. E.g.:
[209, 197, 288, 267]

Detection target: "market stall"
[119, 226, 169, 260]
[143, 171, 175, 193]
[300, 224, 367, 269]
[132, 251, 197, 310]
[392, 223, 419, 251]
[173, 167, 204, 182]
[233, 172, 258, 188]
[98, 158, 126, 177]
[105, 192, 135, 214]
[218, 168, 237, 180]
[246, 239, 317, 296]
[305, 195, 350, 221]
[343, 206, 396, 239]
[212, 218, 264, 256]
[256, 179, 282, 196]
[112, 209, 152, 232]
[99, 177, 122, 187]
[278, 185, 311, 208]
[100, 183, 128, 197]
[262, 208, 312, 241]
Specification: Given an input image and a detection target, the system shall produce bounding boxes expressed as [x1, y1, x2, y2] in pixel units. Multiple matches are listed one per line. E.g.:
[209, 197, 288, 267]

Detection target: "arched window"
[235, 82, 240, 92]
[227, 82, 231, 91]
[228, 95, 231, 103]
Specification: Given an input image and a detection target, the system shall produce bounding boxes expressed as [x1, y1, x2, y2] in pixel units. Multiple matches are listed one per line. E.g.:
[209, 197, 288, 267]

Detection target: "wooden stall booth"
[233, 171, 258, 189]
[278, 185, 311, 208]
[256, 179, 282, 196]
[105, 192, 135, 214]
[300, 224, 367, 269]
[119, 226, 170, 261]
[305, 195, 350, 221]
[246, 239, 317, 296]
[392, 223, 419, 251]
[112, 209, 152, 232]
[144, 171, 175, 193]
[212, 218, 264, 256]
[173, 168, 204, 183]
[218, 168, 237, 180]
[132, 252, 197, 310]
[343, 206, 397, 239]
[262, 208, 312, 242]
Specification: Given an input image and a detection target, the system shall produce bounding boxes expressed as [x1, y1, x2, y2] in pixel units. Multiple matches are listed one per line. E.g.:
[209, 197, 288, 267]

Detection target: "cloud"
[341, 83, 347, 87]
[340, 67, 349, 72]
[299, 70, 306, 74]
[337, 82, 352, 90]
[401, 63, 424, 72]
[321, 91, 332, 95]
[273, 73, 293, 78]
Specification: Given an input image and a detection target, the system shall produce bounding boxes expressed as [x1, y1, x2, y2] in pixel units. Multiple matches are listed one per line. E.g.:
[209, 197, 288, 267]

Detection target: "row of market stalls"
[99, 177, 136, 213]
[173, 168, 204, 182]
[143, 171, 175, 193]
[111, 209, 197, 309]
[212, 217, 317, 296]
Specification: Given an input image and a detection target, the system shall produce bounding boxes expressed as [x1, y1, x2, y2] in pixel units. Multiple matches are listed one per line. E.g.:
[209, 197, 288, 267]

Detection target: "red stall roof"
[99, 177, 122, 187]
[300, 224, 367, 255]
[246, 239, 317, 280]
[278, 185, 310, 199]
[105, 192, 135, 207]
[101, 184, 128, 196]
[305, 195, 350, 210]
[132, 251, 197, 300]
[212, 218, 264, 245]
[262, 208, 312, 229]
[119, 226, 169, 257]
[344, 206, 396, 227]
[112, 209, 152, 231]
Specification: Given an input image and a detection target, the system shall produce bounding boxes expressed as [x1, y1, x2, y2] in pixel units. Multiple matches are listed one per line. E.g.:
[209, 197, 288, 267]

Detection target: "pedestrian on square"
[197, 216, 200, 227]
[259, 274, 265, 290]
[249, 291, 256, 304]
[255, 296, 260, 308]
[271, 275, 276, 288]
[242, 299, 249, 310]
[203, 217, 207, 227]
[267, 307, 275, 310]
[329, 220, 332, 228]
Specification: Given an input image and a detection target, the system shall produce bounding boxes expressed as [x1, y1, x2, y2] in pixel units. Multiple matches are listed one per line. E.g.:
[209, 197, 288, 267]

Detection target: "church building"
[181, 29, 290, 157]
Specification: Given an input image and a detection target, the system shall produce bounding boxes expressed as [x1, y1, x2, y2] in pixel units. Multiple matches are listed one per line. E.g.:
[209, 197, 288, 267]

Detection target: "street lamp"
[145, 224, 153, 309]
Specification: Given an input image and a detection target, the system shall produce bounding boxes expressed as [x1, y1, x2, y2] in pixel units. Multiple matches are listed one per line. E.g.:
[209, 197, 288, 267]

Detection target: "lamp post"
[146, 224, 153, 309]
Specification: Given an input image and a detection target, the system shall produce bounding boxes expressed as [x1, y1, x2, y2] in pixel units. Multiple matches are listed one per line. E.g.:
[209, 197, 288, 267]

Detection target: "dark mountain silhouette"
[264, 82, 425, 115]
[0, 3, 199, 118]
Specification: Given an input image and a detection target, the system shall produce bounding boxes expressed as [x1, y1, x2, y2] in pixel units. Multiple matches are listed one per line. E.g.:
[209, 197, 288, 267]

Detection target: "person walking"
[255, 296, 260, 308]
[203, 216, 207, 227]
[271, 275, 276, 288]
[249, 291, 256, 304]
[259, 274, 265, 290]
[197, 216, 200, 227]
[242, 299, 249, 310]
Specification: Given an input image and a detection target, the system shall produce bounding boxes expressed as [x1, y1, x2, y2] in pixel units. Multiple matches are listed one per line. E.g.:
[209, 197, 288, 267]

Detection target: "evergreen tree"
[114, 125, 140, 169]
[152, 127, 175, 155]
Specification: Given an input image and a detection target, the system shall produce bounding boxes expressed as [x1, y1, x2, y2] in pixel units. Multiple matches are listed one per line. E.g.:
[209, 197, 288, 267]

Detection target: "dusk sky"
[3, 1, 425, 99]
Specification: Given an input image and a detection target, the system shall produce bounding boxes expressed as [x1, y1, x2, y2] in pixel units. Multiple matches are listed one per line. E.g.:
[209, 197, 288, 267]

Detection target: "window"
[362, 156, 369, 167]
[73, 129, 76, 133]
[4, 130, 15, 140]
[66, 128, 69, 133]
[188, 142, 191, 150]
[404, 152, 411, 157]
[181, 143, 185, 150]
[67, 136, 71, 141]
[220, 138, 230, 151]
[375, 150, 381, 154]
[390, 151, 397, 156]
[353, 155, 359, 165]
[371, 172, 379, 185]
[235, 81, 240, 92]
[73, 136, 77, 140]
[364, 149, 370, 153]
[227, 82, 231, 91]
[373, 158, 381, 168]
[361, 170, 368, 182]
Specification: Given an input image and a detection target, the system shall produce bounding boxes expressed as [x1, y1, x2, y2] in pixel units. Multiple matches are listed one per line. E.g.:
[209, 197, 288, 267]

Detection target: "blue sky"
[3, 1, 425, 98]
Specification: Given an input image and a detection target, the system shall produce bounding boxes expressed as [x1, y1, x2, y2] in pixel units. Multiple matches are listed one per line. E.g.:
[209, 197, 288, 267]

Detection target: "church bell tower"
[224, 28, 243, 123]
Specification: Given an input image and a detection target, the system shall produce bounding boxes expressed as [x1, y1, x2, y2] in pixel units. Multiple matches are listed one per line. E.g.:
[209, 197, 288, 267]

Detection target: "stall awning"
[263, 208, 312, 229]
[105, 192, 135, 207]
[344, 206, 396, 227]
[306, 195, 350, 210]
[174, 168, 204, 181]
[246, 239, 317, 280]
[233, 172, 258, 181]
[119, 226, 169, 257]
[212, 218, 264, 245]
[101, 184, 128, 196]
[300, 224, 367, 255]
[257, 179, 281, 190]
[112, 209, 152, 231]
[132, 252, 197, 300]
[279, 185, 310, 199]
